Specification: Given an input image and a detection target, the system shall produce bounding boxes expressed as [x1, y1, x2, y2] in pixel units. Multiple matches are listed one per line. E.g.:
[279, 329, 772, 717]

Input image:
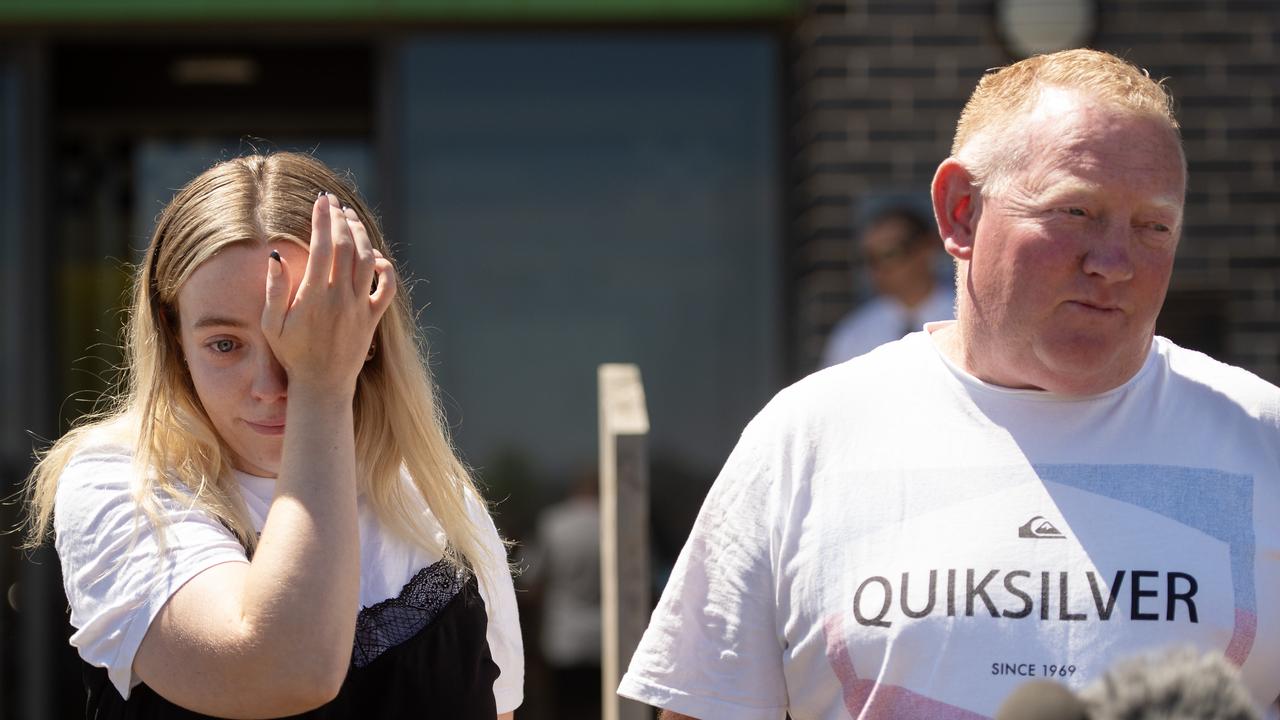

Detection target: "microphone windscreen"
[996, 679, 1089, 720]
[1079, 648, 1262, 720]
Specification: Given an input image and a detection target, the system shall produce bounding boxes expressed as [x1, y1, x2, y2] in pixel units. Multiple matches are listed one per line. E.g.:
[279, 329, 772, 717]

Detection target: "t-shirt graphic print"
[820, 464, 1254, 719]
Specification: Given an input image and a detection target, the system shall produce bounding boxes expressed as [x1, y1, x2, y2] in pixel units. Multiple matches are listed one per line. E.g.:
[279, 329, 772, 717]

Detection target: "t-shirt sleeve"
[618, 412, 788, 720]
[468, 491, 525, 714]
[53, 445, 250, 700]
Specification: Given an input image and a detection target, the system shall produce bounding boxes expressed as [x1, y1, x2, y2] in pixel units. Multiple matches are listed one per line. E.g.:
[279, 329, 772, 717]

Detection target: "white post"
[599, 364, 650, 720]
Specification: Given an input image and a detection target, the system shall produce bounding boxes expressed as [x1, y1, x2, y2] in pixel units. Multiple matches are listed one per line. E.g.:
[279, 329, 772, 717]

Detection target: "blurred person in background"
[619, 49, 1280, 719]
[23, 153, 523, 719]
[820, 207, 955, 367]
[523, 467, 602, 718]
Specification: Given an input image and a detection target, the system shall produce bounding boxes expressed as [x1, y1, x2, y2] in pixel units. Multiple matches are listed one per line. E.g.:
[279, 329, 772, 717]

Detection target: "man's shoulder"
[779, 335, 934, 419]
[1155, 337, 1280, 421]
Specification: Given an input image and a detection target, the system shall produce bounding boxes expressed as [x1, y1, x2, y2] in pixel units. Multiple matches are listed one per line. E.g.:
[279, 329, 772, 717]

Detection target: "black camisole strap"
[83, 562, 500, 720]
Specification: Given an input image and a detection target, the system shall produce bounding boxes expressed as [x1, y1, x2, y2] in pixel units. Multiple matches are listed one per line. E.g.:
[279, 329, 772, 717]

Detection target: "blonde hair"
[952, 48, 1182, 194]
[24, 152, 500, 583]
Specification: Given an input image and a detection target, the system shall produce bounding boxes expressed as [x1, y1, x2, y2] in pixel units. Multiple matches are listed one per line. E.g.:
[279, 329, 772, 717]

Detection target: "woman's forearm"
[239, 389, 361, 690]
[135, 390, 361, 718]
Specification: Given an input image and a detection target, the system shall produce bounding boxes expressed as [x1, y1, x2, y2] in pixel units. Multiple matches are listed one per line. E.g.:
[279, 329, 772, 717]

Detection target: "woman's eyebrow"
[192, 315, 250, 330]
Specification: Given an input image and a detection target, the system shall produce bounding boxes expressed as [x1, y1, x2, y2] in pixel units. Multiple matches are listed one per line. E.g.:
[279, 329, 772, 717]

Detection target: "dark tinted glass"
[399, 34, 782, 511]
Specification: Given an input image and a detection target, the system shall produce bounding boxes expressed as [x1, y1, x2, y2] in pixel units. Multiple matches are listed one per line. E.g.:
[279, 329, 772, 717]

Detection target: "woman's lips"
[244, 419, 286, 436]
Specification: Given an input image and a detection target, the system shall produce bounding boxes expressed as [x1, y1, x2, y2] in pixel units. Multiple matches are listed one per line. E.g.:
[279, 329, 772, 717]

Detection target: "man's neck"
[927, 321, 1152, 396]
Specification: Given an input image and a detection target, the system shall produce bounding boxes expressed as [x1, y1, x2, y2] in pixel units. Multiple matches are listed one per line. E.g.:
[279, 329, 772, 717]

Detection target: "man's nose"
[1080, 220, 1136, 283]
[250, 348, 288, 401]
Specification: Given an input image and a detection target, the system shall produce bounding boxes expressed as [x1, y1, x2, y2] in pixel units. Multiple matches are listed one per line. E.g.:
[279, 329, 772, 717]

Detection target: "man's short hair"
[952, 48, 1182, 194]
[865, 207, 933, 250]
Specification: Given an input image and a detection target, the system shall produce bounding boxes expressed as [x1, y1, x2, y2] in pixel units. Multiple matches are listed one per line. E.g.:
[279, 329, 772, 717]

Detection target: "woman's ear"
[931, 158, 981, 261]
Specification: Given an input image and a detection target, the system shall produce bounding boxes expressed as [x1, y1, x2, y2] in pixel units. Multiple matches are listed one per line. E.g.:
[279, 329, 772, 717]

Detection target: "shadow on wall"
[1157, 289, 1229, 360]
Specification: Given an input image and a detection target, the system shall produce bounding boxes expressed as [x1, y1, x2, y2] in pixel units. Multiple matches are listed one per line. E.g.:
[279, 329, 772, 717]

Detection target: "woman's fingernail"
[317, 190, 325, 200]
[269, 250, 281, 262]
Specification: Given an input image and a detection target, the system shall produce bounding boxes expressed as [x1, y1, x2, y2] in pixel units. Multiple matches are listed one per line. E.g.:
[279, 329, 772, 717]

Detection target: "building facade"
[0, 1, 1275, 717]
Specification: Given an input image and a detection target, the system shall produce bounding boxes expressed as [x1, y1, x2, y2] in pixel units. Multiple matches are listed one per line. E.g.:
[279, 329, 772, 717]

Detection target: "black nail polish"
[317, 190, 325, 199]
[341, 202, 349, 211]
[269, 250, 281, 262]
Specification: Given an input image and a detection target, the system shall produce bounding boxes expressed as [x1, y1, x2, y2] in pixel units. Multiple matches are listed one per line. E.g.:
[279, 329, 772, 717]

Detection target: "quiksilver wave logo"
[1019, 515, 1066, 539]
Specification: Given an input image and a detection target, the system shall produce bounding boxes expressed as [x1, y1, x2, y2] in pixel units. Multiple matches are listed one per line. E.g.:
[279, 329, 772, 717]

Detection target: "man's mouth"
[1066, 299, 1122, 313]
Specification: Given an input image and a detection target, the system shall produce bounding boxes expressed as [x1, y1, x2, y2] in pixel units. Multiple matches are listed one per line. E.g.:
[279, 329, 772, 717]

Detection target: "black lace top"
[81, 559, 501, 719]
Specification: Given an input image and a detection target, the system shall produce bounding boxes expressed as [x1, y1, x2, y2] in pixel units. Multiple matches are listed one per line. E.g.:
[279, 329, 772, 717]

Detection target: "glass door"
[20, 39, 375, 719]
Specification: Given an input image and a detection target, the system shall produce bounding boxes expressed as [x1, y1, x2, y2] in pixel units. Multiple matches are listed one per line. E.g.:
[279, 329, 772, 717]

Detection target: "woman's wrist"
[285, 384, 356, 418]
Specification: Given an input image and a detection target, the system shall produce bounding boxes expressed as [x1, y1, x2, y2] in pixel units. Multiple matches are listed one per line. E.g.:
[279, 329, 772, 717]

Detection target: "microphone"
[1078, 647, 1261, 720]
[995, 679, 1089, 720]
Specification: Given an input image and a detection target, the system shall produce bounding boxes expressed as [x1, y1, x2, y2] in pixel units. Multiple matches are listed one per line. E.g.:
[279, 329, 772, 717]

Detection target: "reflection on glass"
[133, 139, 374, 255]
[399, 35, 781, 526]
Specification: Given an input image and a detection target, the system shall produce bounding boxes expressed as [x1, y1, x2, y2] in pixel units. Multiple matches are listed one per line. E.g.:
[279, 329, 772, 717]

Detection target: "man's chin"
[1036, 341, 1147, 395]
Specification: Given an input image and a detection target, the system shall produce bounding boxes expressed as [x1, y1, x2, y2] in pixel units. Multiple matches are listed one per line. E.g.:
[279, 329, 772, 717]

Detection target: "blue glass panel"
[132, 138, 373, 256]
[400, 35, 781, 487]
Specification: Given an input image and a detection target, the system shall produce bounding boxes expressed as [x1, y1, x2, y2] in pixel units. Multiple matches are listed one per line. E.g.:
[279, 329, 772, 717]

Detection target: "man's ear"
[931, 158, 980, 261]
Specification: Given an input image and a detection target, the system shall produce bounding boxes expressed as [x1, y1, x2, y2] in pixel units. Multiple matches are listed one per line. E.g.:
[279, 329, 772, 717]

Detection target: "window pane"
[399, 35, 781, 500]
[132, 138, 375, 254]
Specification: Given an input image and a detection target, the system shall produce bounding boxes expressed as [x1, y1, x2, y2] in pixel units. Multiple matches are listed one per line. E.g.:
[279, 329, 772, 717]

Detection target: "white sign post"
[599, 363, 651, 720]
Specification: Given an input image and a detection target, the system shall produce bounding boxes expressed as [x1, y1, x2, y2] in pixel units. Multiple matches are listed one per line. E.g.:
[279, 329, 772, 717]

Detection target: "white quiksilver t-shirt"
[54, 442, 524, 712]
[620, 326, 1280, 719]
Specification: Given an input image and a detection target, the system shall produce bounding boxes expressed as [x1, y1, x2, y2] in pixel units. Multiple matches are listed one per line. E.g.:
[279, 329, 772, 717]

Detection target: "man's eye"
[1135, 221, 1172, 235]
[1065, 207, 1088, 217]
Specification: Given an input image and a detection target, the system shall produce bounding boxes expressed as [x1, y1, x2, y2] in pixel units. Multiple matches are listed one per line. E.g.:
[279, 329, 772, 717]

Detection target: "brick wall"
[790, 0, 1280, 383]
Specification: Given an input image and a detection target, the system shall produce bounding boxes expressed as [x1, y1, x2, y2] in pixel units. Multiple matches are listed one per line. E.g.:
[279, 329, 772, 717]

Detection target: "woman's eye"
[210, 339, 238, 354]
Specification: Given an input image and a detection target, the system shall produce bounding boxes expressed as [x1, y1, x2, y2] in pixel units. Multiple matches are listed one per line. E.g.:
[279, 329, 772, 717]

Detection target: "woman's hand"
[261, 192, 396, 396]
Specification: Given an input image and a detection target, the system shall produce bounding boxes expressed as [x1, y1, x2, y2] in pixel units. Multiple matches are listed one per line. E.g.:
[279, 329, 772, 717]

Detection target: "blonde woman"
[24, 153, 523, 719]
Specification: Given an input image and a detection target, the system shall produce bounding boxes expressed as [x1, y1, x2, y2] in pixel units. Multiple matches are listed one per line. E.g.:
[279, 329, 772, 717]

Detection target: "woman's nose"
[250, 348, 288, 401]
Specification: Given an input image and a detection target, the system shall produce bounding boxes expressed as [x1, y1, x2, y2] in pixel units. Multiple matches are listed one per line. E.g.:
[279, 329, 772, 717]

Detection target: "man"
[820, 207, 955, 367]
[523, 469, 602, 716]
[618, 49, 1280, 719]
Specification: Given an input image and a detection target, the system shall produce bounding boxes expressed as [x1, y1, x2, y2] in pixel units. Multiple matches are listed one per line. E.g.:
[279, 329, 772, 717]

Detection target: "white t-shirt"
[820, 285, 956, 368]
[54, 440, 524, 713]
[620, 326, 1280, 719]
